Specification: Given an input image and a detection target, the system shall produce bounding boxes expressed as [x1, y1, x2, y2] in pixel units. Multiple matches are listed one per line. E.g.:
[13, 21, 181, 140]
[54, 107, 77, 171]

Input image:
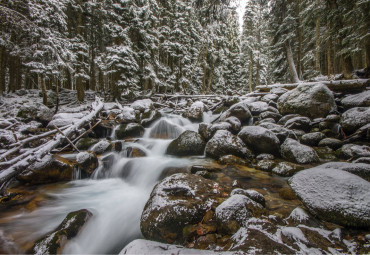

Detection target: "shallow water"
[0, 112, 301, 254]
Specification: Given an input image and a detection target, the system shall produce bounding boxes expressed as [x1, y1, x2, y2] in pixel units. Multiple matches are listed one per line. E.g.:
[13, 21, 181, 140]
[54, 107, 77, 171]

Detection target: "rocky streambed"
[0, 82, 369, 254]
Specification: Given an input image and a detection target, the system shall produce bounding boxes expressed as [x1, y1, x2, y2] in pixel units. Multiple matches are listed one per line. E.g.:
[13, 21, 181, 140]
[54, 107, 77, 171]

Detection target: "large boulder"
[284, 117, 311, 132]
[258, 122, 297, 143]
[340, 107, 370, 134]
[289, 167, 370, 228]
[17, 103, 54, 124]
[341, 90, 370, 109]
[16, 155, 74, 185]
[316, 162, 370, 181]
[337, 144, 370, 159]
[246, 101, 269, 116]
[166, 131, 206, 156]
[183, 101, 205, 122]
[140, 173, 221, 244]
[238, 126, 280, 156]
[281, 138, 319, 164]
[131, 99, 154, 112]
[219, 102, 252, 124]
[205, 130, 253, 160]
[300, 132, 325, 146]
[31, 209, 92, 254]
[277, 83, 336, 118]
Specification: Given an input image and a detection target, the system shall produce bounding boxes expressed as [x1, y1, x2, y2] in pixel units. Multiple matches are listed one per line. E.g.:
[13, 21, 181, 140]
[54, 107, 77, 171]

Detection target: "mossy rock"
[115, 123, 145, 139]
[76, 138, 99, 150]
[31, 209, 92, 254]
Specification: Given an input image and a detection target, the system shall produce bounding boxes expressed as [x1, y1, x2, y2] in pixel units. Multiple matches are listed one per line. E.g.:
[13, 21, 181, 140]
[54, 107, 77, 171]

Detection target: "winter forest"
[0, 0, 370, 254]
[1, 0, 369, 100]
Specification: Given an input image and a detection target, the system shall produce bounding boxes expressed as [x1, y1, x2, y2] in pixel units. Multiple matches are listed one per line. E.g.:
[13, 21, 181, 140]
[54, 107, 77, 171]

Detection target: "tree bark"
[249, 50, 253, 92]
[285, 41, 300, 83]
[327, 39, 333, 76]
[365, 39, 370, 69]
[0, 47, 6, 94]
[315, 10, 320, 73]
[341, 54, 354, 79]
[76, 75, 85, 102]
[41, 75, 48, 106]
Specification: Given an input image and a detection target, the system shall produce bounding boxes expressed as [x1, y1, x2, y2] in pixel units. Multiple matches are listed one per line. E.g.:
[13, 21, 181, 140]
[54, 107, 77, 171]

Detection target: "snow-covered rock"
[341, 90, 370, 109]
[76, 152, 98, 177]
[258, 122, 297, 143]
[166, 130, 206, 156]
[278, 83, 337, 118]
[238, 126, 280, 156]
[219, 102, 252, 124]
[205, 130, 253, 160]
[120, 239, 231, 255]
[140, 173, 221, 243]
[281, 138, 319, 164]
[117, 106, 137, 123]
[230, 189, 266, 207]
[183, 101, 205, 122]
[246, 101, 269, 116]
[91, 140, 112, 155]
[337, 143, 370, 159]
[131, 99, 154, 112]
[316, 162, 370, 181]
[289, 167, 370, 228]
[259, 111, 282, 122]
[284, 117, 311, 132]
[272, 162, 304, 177]
[318, 138, 343, 150]
[225, 116, 241, 134]
[17, 103, 54, 124]
[215, 194, 265, 234]
[340, 107, 370, 134]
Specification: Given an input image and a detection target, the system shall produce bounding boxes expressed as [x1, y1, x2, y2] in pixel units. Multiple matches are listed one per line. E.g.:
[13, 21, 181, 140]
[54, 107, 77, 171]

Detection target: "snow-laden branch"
[0, 97, 104, 195]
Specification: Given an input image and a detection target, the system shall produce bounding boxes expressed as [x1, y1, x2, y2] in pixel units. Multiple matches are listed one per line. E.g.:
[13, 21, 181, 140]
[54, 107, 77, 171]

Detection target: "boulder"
[261, 93, 279, 103]
[225, 117, 241, 134]
[140, 173, 221, 244]
[341, 90, 370, 109]
[284, 117, 311, 132]
[17, 155, 74, 185]
[205, 122, 233, 140]
[230, 189, 266, 207]
[340, 107, 370, 134]
[76, 152, 99, 177]
[31, 209, 92, 254]
[272, 162, 304, 177]
[215, 194, 265, 234]
[278, 114, 301, 126]
[141, 110, 161, 127]
[246, 101, 269, 116]
[316, 162, 370, 181]
[281, 138, 319, 164]
[300, 132, 325, 146]
[337, 144, 370, 159]
[17, 103, 54, 124]
[258, 122, 297, 143]
[219, 155, 249, 166]
[318, 138, 343, 150]
[289, 167, 370, 228]
[116, 106, 137, 123]
[92, 120, 115, 138]
[184, 101, 205, 122]
[76, 138, 99, 150]
[259, 111, 282, 122]
[278, 83, 336, 118]
[285, 207, 321, 227]
[205, 130, 253, 160]
[238, 126, 280, 156]
[115, 123, 145, 139]
[256, 159, 276, 172]
[219, 102, 252, 124]
[166, 131, 206, 156]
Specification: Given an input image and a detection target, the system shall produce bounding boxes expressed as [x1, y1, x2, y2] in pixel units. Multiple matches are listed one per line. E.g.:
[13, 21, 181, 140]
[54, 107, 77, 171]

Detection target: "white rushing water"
[1, 113, 213, 254]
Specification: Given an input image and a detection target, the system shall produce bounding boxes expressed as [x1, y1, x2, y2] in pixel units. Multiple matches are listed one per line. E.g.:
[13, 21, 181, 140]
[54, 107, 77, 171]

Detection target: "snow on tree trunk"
[286, 42, 300, 83]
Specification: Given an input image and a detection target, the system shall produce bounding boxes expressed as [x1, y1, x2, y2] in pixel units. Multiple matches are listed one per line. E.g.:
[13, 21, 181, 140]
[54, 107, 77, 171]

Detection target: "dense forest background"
[0, 0, 369, 101]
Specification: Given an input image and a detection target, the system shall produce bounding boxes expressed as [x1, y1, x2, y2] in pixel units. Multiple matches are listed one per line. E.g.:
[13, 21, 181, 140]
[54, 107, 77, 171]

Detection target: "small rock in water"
[166, 130, 206, 156]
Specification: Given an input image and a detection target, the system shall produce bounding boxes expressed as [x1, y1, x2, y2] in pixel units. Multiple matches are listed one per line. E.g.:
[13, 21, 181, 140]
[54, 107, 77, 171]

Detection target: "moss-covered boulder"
[183, 101, 205, 122]
[166, 131, 206, 156]
[140, 173, 223, 244]
[31, 209, 92, 254]
[289, 166, 370, 228]
[277, 83, 336, 119]
[17, 155, 74, 185]
[115, 123, 145, 139]
[76, 152, 98, 177]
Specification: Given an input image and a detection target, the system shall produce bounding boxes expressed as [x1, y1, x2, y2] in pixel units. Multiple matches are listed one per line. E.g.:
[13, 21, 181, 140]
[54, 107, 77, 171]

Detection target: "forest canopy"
[0, 0, 369, 101]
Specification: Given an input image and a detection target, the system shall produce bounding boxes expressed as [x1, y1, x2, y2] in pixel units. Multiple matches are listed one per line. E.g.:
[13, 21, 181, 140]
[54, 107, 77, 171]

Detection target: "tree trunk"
[206, 56, 215, 93]
[315, 14, 320, 73]
[249, 50, 253, 92]
[285, 42, 300, 83]
[341, 55, 354, 79]
[8, 57, 16, 92]
[41, 75, 48, 106]
[90, 49, 96, 91]
[0, 47, 6, 94]
[365, 40, 370, 69]
[327, 39, 333, 76]
[76, 76, 85, 102]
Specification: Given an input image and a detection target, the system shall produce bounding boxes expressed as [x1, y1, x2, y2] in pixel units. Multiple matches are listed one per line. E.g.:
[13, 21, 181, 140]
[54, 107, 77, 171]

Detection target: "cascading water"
[0, 112, 209, 254]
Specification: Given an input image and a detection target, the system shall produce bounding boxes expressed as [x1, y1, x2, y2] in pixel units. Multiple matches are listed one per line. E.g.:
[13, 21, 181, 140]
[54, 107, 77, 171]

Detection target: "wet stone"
[272, 162, 304, 177]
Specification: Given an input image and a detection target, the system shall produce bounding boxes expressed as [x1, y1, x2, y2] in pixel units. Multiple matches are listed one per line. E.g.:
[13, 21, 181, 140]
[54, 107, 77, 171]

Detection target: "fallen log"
[256, 79, 369, 93]
[0, 97, 104, 195]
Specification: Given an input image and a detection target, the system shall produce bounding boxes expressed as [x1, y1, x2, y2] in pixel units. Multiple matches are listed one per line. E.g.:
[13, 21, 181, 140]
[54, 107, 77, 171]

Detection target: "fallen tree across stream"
[0, 97, 104, 195]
